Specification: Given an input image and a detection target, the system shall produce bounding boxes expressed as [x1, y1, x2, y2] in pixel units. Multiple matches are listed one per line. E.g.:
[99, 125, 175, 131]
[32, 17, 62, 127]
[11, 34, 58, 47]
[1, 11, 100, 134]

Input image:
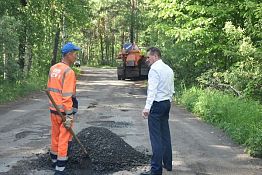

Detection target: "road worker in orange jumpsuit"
[47, 42, 80, 175]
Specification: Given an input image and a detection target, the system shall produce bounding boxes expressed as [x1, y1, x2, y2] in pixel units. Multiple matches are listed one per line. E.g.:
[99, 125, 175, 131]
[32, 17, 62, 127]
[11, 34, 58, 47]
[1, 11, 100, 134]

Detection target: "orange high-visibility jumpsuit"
[47, 62, 76, 172]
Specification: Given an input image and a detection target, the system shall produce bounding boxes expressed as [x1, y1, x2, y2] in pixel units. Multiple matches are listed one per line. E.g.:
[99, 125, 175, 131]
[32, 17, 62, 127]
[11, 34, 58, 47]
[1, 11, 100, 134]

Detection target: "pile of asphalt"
[68, 126, 150, 174]
[2, 126, 150, 175]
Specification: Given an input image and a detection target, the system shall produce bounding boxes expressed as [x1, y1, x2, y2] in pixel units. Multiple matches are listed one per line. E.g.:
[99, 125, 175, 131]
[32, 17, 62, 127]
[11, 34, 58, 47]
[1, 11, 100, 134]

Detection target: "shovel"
[45, 90, 88, 155]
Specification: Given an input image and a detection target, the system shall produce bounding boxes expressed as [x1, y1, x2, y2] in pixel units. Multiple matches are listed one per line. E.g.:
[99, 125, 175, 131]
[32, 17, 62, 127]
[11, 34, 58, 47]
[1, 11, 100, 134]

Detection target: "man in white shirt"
[141, 47, 174, 175]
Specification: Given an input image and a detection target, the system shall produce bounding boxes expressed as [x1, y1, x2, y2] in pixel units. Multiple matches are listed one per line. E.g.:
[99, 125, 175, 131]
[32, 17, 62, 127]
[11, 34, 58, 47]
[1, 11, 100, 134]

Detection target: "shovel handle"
[45, 90, 88, 155]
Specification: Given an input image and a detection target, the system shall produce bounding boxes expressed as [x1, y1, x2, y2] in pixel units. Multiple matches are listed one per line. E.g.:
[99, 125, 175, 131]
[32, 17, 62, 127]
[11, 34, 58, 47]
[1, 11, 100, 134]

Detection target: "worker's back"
[47, 62, 76, 114]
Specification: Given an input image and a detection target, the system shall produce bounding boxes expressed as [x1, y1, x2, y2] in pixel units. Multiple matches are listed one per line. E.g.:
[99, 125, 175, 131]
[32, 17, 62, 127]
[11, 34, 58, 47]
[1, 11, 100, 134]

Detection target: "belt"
[153, 99, 170, 103]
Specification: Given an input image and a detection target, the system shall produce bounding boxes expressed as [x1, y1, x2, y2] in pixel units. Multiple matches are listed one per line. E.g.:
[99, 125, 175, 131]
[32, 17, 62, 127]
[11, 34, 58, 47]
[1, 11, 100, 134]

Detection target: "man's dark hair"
[147, 47, 161, 58]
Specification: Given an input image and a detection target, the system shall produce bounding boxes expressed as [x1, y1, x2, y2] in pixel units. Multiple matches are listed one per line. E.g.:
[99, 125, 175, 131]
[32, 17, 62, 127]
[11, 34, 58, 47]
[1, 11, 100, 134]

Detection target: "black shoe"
[140, 170, 161, 175]
[54, 170, 66, 175]
[163, 164, 172, 171]
[140, 170, 152, 175]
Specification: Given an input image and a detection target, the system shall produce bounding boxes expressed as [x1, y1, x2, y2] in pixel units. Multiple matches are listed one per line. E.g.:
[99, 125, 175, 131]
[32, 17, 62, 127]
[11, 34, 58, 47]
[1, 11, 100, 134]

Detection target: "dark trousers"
[148, 100, 172, 175]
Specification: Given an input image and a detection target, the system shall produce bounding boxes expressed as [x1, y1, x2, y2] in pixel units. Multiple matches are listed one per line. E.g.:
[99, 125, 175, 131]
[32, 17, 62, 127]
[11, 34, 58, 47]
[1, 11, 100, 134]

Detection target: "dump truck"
[116, 0, 149, 80]
[116, 44, 149, 80]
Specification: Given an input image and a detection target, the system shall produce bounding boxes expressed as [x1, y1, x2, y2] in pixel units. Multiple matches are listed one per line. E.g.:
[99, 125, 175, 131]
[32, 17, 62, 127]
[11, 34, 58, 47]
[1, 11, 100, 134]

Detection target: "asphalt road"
[0, 67, 261, 175]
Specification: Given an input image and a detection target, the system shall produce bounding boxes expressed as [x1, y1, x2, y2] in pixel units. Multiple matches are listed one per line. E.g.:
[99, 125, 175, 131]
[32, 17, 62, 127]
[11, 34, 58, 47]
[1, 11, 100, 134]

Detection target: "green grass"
[179, 87, 262, 157]
[0, 75, 47, 104]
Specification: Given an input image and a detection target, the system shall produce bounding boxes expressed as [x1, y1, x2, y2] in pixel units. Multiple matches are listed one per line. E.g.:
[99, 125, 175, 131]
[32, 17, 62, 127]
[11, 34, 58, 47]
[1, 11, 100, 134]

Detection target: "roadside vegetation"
[177, 87, 262, 157]
[0, 67, 80, 104]
[0, 73, 47, 104]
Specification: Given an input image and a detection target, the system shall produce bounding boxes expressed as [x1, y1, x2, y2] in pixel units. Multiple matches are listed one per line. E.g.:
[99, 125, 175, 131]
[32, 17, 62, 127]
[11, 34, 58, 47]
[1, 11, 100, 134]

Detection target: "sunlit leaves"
[141, 0, 262, 100]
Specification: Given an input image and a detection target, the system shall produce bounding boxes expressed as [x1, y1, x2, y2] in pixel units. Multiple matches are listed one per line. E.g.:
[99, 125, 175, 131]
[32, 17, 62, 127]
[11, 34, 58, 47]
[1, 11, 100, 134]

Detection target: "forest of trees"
[0, 0, 261, 102]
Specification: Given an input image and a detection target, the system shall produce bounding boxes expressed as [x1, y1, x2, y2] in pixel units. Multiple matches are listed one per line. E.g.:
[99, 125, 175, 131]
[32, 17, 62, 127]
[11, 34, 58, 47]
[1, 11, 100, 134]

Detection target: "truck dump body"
[117, 46, 149, 80]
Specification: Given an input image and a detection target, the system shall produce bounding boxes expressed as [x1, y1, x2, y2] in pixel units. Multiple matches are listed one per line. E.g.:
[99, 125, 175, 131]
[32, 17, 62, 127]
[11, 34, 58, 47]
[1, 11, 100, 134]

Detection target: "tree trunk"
[135, 0, 139, 43]
[2, 43, 6, 80]
[121, 31, 125, 49]
[99, 32, 104, 64]
[105, 37, 109, 64]
[89, 43, 93, 65]
[51, 27, 60, 66]
[111, 34, 115, 65]
[27, 45, 32, 73]
[87, 43, 90, 62]
[130, 0, 136, 43]
[82, 42, 89, 65]
[18, 27, 26, 73]
[18, 0, 28, 74]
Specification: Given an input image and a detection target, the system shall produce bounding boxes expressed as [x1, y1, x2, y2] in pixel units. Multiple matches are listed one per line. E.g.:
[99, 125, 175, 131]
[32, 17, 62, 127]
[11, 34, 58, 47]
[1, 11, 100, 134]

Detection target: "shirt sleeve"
[145, 69, 160, 110]
[170, 71, 175, 101]
[62, 69, 76, 115]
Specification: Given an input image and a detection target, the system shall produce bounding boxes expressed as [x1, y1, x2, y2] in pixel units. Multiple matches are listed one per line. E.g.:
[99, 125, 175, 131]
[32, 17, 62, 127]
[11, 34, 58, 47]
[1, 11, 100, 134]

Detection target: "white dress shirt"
[145, 59, 174, 110]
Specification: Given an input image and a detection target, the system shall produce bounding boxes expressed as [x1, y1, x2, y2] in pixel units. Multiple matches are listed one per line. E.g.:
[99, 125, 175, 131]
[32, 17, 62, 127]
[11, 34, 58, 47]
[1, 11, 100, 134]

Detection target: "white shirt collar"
[151, 59, 162, 68]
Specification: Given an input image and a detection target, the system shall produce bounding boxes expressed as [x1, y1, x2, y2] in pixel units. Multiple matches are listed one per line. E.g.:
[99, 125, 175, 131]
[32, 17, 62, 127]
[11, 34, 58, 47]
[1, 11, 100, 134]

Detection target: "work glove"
[63, 115, 73, 129]
[72, 96, 78, 114]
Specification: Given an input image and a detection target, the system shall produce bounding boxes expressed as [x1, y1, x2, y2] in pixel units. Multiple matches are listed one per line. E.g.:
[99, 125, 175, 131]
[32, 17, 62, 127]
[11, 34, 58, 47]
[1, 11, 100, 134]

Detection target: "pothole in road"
[14, 130, 43, 141]
[3, 127, 150, 175]
[120, 109, 129, 112]
[86, 121, 133, 128]
[15, 131, 35, 139]
[87, 102, 98, 109]
[99, 115, 114, 119]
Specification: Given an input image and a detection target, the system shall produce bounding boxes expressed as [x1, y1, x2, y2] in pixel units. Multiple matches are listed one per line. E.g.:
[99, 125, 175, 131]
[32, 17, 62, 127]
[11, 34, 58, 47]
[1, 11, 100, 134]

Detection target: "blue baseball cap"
[123, 43, 132, 52]
[61, 42, 80, 55]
